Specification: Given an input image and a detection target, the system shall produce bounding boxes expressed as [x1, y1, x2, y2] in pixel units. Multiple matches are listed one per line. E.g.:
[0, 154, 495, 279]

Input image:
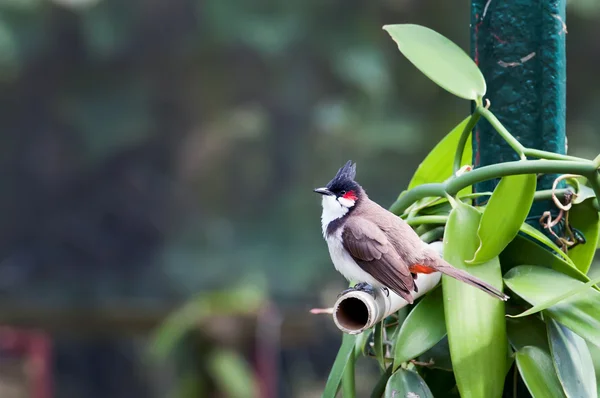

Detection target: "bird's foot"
[354, 282, 378, 298]
[337, 283, 381, 299]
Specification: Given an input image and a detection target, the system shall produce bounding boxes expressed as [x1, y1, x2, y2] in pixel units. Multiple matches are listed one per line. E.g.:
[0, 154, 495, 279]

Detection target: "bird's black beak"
[313, 187, 333, 196]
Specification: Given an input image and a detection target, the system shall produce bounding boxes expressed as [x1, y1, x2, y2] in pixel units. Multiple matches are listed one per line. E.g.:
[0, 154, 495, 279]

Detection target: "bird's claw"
[338, 282, 378, 299]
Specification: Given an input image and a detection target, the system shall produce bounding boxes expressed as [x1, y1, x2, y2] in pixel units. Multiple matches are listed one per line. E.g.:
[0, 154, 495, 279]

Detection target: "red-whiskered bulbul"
[314, 160, 509, 304]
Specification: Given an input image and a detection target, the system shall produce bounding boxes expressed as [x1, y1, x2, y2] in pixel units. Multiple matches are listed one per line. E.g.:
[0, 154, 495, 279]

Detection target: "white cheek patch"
[321, 195, 349, 237]
[337, 197, 356, 208]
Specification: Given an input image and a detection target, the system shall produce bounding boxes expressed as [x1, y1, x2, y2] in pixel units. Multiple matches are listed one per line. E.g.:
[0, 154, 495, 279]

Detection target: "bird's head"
[314, 160, 363, 220]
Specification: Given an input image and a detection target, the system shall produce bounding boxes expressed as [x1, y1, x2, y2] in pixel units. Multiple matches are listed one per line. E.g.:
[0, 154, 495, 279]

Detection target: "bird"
[314, 160, 509, 304]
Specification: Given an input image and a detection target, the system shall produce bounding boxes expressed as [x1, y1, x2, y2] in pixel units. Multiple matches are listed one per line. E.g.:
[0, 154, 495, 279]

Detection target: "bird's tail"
[433, 260, 509, 301]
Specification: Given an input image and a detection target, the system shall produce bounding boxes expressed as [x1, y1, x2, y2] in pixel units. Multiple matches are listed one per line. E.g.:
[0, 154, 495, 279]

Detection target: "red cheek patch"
[343, 190, 358, 201]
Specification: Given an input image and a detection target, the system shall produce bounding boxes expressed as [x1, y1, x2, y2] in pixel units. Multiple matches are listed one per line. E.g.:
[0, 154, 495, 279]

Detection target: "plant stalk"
[390, 159, 597, 214]
[477, 107, 526, 159]
[453, 111, 481, 173]
[405, 215, 449, 227]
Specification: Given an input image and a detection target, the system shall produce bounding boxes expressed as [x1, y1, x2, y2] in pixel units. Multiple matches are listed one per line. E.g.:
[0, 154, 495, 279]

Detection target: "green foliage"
[547, 318, 597, 397]
[515, 346, 566, 398]
[373, 321, 385, 370]
[442, 202, 507, 398]
[470, 174, 537, 264]
[506, 269, 600, 318]
[383, 368, 434, 398]
[501, 235, 589, 283]
[407, 115, 472, 190]
[392, 286, 445, 370]
[568, 198, 600, 273]
[322, 334, 357, 397]
[323, 23, 600, 398]
[208, 349, 258, 398]
[505, 266, 600, 347]
[383, 24, 486, 101]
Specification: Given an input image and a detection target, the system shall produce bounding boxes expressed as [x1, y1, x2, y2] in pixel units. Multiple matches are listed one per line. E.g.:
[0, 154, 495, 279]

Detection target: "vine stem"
[478, 106, 584, 162]
[390, 159, 597, 215]
[477, 107, 526, 160]
[405, 215, 449, 227]
[453, 111, 481, 173]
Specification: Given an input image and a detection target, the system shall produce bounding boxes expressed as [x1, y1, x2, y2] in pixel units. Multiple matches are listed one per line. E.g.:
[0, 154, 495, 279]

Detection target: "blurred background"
[0, 0, 598, 397]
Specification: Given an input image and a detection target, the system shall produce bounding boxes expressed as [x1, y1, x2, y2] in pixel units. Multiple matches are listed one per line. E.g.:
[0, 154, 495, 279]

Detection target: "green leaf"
[567, 199, 600, 273]
[208, 348, 258, 398]
[507, 273, 600, 318]
[371, 366, 393, 398]
[407, 115, 472, 190]
[383, 24, 486, 100]
[547, 318, 597, 398]
[519, 223, 573, 264]
[384, 368, 434, 398]
[469, 174, 537, 264]
[354, 330, 370, 357]
[515, 346, 567, 398]
[374, 321, 385, 370]
[442, 202, 507, 398]
[504, 265, 600, 347]
[500, 235, 589, 283]
[342, 348, 356, 398]
[587, 342, 600, 398]
[322, 334, 357, 398]
[393, 287, 446, 370]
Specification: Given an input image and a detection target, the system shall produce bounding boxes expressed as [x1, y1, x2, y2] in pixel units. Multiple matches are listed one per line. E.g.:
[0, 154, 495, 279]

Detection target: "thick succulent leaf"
[504, 266, 600, 347]
[500, 235, 589, 283]
[383, 24, 486, 100]
[407, 115, 472, 190]
[547, 318, 597, 398]
[384, 368, 434, 398]
[442, 202, 507, 398]
[322, 334, 357, 398]
[567, 199, 600, 274]
[469, 174, 536, 264]
[515, 346, 567, 398]
[393, 287, 446, 370]
[507, 273, 600, 318]
[587, 342, 600, 398]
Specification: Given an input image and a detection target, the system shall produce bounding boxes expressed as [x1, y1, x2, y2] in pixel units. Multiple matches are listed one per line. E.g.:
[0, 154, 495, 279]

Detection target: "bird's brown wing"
[341, 218, 415, 302]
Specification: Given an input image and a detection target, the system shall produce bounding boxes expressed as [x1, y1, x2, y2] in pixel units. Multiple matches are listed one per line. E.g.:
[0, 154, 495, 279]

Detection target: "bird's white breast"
[324, 226, 381, 287]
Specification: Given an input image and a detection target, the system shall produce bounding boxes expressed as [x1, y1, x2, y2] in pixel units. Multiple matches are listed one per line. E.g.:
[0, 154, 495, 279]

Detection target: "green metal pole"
[471, 0, 567, 225]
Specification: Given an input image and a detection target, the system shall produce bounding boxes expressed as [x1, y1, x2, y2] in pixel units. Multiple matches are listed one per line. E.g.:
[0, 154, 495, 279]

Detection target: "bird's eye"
[340, 190, 346, 196]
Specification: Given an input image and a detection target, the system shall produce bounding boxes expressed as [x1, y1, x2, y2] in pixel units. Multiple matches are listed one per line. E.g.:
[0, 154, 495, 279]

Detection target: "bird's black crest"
[326, 160, 357, 191]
